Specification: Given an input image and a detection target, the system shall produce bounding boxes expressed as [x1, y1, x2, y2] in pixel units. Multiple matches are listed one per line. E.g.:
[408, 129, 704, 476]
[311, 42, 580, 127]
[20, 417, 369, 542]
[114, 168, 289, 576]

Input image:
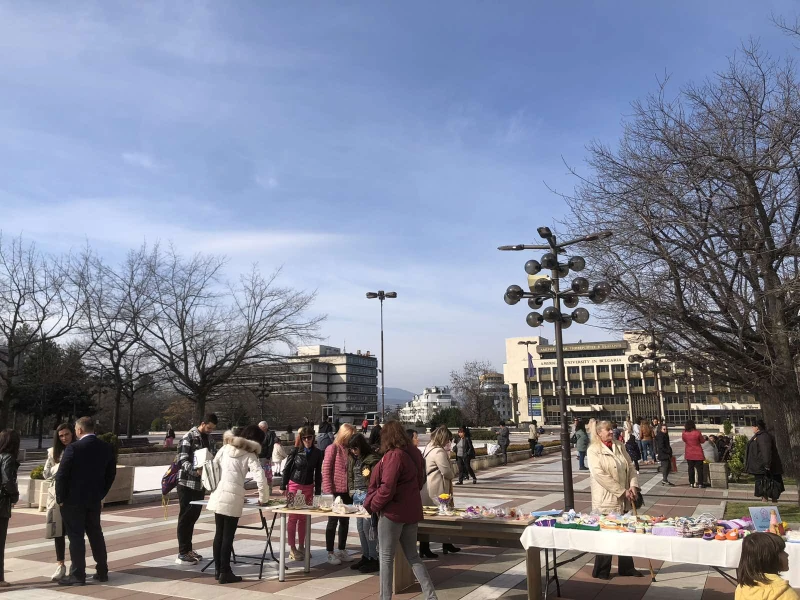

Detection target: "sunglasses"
[302, 435, 314, 441]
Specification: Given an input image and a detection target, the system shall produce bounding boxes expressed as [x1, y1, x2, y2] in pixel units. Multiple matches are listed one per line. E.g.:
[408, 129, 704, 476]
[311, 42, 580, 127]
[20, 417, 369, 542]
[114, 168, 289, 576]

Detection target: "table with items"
[189, 498, 286, 579]
[519, 509, 800, 597]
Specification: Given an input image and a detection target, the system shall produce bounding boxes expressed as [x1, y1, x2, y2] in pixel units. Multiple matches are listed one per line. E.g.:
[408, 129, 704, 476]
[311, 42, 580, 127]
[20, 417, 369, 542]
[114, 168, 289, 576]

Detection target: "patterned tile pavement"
[1, 438, 797, 599]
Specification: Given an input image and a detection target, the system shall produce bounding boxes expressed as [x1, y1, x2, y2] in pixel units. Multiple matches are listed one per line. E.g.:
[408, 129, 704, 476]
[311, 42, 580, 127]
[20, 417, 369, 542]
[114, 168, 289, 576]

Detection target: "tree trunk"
[195, 394, 206, 424]
[0, 382, 12, 430]
[37, 414, 44, 450]
[126, 396, 134, 439]
[111, 385, 123, 436]
[756, 381, 800, 506]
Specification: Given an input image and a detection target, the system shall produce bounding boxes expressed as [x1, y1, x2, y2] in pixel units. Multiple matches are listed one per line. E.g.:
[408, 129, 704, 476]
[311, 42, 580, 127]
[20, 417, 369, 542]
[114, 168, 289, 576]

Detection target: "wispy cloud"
[122, 152, 159, 171]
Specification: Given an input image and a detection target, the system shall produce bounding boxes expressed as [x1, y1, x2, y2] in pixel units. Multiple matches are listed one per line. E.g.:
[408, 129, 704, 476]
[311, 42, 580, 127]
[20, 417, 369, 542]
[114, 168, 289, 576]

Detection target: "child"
[735, 532, 797, 599]
[346, 434, 380, 573]
[625, 432, 641, 473]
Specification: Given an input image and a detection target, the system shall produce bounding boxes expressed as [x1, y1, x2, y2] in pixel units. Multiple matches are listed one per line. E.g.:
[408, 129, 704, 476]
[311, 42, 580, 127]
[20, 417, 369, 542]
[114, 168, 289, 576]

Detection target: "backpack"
[201, 453, 222, 493]
[160, 459, 181, 519]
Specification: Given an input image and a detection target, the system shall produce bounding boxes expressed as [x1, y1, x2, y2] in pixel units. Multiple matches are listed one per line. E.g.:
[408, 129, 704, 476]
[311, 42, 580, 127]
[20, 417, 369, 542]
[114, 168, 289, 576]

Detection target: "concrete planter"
[103, 466, 135, 505]
[23, 478, 48, 508]
[708, 462, 729, 489]
[453, 447, 560, 476]
[38, 480, 52, 512]
[117, 452, 175, 467]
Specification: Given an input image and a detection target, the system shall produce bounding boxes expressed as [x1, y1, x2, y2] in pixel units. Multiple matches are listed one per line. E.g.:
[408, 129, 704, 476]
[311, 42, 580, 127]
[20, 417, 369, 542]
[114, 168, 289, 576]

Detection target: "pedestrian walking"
[272, 436, 287, 477]
[735, 532, 797, 600]
[362, 418, 369, 434]
[175, 413, 218, 565]
[639, 419, 655, 464]
[496, 421, 510, 465]
[257, 421, 276, 496]
[347, 433, 380, 573]
[586, 419, 642, 580]
[317, 418, 334, 453]
[455, 426, 477, 485]
[364, 421, 438, 600]
[322, 423, 357, 565]
[528, 420, 539, 457]
[206, 426, 269, 584]
[165, 424, 176, 448]
[421, 426, 460, 557]
[0, 429, 20, 588]
[572, 419, 589, 470]
[655, 424, 674, 486]
[280, 426, 323, 561]
[368, 419, 382, 448]
[745, 420, 784, 502]
[632, 418, 642, 458]
[682, 420, 706, 488]
[624, 432, 641, 473]
[55, 417, 116, 586]
[44, 423, 75, 582]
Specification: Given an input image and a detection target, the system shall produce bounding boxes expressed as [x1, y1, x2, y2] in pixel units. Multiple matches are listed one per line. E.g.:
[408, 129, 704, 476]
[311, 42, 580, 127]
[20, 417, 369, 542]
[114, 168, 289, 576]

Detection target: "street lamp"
[257, 378, 271, 421]
[628, 340, 670, 421]
[366, 290, 397, 420]
[500, 228, 612, 510]
[517, 340, 538, 424]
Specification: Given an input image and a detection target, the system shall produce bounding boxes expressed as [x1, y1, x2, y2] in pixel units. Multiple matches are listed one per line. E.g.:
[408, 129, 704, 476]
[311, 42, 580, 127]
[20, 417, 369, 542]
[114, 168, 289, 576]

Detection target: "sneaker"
[176, 553, 199, 565]
[298, 546, 306, 558]
[358, 558, 380, 573]
[289, 548, 302, 561]
[327, 552, 342, 566]
[188, 550, 203, 561]
[336, 550, 354, 562]
[351, 556, 368, 570]
[51, 564, 66, 582]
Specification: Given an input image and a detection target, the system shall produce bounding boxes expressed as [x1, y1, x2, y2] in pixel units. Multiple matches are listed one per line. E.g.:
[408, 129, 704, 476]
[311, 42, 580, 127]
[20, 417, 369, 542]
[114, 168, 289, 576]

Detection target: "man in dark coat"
[745, 419, 784, 502]
[56, 417, 116, 586]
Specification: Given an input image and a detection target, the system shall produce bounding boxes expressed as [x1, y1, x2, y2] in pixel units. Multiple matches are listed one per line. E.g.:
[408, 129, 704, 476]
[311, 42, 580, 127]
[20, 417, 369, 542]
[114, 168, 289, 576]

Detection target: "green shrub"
[469, 429, 500, 440]
[727, 434, 749, 481]
[429, 407, 464, 429]
[118, 445, 172, 455]
[30, 465, 45, 480]
[151, 417, 164, 432]
[723, 419, 733, 436]
[98, 433, 120, 463]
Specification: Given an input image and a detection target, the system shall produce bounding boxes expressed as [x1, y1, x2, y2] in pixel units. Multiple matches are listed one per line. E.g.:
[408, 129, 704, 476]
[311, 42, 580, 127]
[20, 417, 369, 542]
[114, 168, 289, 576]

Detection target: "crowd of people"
[0, 412, 788, 597]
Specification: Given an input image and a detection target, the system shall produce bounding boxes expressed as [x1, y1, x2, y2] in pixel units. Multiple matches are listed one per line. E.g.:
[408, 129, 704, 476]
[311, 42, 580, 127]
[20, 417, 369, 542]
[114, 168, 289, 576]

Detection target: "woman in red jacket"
[323, 423, 357, 565]
[365, 421, 437, 600]
[682, 420, 706, 488]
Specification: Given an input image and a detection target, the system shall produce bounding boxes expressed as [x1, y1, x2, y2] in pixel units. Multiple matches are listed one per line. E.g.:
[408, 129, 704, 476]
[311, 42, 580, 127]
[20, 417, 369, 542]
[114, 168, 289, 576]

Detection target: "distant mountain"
[380, 387, 415, 407]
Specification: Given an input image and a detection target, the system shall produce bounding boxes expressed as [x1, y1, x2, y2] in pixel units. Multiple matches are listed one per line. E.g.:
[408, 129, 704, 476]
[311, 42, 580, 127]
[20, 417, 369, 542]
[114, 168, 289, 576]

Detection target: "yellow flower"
[362, 468, 371, 477]
[438, 494, 451, 501]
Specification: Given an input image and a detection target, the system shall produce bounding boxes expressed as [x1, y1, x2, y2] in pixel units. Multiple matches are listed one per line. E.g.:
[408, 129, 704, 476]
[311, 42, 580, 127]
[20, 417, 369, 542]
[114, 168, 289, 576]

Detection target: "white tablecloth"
[521, 526, 799, 588]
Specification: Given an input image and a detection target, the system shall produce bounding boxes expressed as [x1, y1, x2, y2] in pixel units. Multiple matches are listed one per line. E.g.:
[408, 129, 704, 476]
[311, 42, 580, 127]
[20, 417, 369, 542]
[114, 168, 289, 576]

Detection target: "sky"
[0, 1, 797, 393]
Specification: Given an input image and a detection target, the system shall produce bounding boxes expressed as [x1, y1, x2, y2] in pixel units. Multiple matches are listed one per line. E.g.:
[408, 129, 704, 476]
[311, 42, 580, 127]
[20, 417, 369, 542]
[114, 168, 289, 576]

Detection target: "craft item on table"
[495, 508, 506, 518]
[644, 524, 653, 534]
[726, 529, 740, 541]
[768, 510, 786, 535]
[535, 515, 556, 527]
[437, 494, 452, 516]
[481, 507, 497, 519]
[715, 528, 726, 541]
[702, 530, 715, 541]
[463, 506, 481, 519]
[331, 496, 361, 515]
[530, 509, 562, 518]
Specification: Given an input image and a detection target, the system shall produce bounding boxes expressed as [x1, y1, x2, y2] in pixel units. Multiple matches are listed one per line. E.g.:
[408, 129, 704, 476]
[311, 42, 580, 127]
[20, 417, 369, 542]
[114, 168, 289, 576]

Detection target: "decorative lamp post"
[366, 290, 397, 420]
[627, 340, 670, 422]
[257, 378, 271, 421]
[499, 227, 613, 510]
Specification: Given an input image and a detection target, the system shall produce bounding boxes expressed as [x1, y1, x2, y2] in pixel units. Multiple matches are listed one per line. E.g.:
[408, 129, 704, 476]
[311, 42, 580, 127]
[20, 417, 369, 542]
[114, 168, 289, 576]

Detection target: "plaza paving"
[2, 439, 795, 599]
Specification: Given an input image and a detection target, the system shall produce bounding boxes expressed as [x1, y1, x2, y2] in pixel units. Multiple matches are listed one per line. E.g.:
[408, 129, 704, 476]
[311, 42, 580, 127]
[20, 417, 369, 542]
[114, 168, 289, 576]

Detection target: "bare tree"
[0, 235, 84, 428]
[558, 44, 800, 477]
[450, 360, 500, 426]
[135, 247, 324, 421]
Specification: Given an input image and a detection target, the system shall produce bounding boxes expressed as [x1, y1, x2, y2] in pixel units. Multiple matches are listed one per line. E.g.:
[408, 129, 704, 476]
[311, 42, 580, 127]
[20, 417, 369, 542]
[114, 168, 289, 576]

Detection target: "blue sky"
[0, 1, 796, 393]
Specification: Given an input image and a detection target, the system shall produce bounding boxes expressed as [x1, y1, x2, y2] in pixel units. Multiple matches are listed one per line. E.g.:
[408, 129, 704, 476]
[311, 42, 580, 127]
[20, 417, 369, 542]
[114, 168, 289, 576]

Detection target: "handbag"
[201, 453, 222, 492]
[670, 455, 678, 473]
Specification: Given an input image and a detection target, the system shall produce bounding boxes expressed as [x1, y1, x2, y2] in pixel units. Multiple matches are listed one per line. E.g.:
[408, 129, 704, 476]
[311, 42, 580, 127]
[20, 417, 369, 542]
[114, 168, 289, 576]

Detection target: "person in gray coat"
[572, 419, 590, 470]
[496, 421, 510, 465]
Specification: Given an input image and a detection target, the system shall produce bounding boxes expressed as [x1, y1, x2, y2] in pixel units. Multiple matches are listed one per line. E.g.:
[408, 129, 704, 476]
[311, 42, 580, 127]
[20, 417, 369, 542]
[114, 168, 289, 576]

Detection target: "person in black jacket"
[258, 421, 276, 495]
[368, 419, 382, 448]
[0, 429, 20, 588]
[55, 417, 116, 586]
[280, 426, 323, 560]
[745, 420, 784, 502]
[654, 424, 674, 486]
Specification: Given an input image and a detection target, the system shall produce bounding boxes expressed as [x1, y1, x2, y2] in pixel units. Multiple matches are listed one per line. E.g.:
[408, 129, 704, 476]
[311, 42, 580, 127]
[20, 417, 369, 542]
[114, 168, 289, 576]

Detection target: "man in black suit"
[55, 416, 116, 586]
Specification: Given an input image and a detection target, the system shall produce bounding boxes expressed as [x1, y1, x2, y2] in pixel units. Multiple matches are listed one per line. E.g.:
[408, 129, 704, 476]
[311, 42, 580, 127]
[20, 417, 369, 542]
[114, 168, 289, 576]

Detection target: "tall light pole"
[500, 227, 613, 510]
[628, 339, 670, 422]
[517, 340, 538, 423]
[366, 290, 397, 420]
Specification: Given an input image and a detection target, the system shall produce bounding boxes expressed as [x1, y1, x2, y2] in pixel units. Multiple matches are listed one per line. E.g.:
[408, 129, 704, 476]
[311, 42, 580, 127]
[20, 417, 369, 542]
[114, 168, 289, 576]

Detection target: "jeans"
[326, 493, 352, 552]
[687, 460, 705, 486]
[457, 456, 476, 483]
[213, 513, 239, 574]
[637, 440, 644, 458]
[55, 535, 66, 562]
[378, 517, 437, 600]
[593, 554, 636, 578]
[62, 502, 107, 580]
[177, 485, 206, 554]
[660, 459, 671, 482]
[641, 440, 654, 462]
[577, 451, 587, 469]
[353, 491, 378, 559]
[287, 481, 314, 548]
[0, 517, 7, 581]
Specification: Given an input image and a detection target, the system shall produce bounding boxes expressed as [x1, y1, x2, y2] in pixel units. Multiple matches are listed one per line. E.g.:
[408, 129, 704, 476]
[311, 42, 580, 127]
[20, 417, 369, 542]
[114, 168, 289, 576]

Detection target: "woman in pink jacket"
[323, 423, 357, 565]
[682, 420, 706, 488]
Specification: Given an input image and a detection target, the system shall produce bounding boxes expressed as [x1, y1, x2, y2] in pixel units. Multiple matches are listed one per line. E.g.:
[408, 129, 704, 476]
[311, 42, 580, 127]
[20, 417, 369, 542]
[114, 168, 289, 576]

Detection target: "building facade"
[503, 332, 762, 426]
[479, 372, 514, 422]
[399, 386, 458, 424]
[234, 345, 378, 423]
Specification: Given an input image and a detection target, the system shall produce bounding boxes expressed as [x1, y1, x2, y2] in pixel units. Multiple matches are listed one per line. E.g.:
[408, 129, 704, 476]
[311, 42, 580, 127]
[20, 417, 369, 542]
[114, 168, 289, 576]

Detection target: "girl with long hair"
[421, 426, 459, 557]
[0, 429, 20, 588]
[455, 426, 476, 485]
[735, 532, 796, 599]
[347, 433, 380, 573]
[279, 426, 322, 561]
[322, 423, 357, 565]
[44, 423, 75, 581]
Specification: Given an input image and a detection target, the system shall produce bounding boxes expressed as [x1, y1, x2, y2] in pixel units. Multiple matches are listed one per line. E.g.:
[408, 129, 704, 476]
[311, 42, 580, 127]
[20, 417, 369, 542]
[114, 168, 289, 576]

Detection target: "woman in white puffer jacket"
[206, 426, 269, 584]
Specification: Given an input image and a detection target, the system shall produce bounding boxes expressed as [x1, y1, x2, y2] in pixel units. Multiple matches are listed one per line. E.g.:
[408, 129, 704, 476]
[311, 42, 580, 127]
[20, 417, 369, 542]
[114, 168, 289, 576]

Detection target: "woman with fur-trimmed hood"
[206, 426, 269, 584]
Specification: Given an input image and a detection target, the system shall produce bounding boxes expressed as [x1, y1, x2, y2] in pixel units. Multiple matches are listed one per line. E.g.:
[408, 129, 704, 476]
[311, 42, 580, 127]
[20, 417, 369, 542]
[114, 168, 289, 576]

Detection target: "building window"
[539, 367, 551, 376]
[645, 378, 656, 386]
[567, 366, 580, 374]
[629, 379, 643, 387]
[569, 381, 581, 390]
[597, 365, 610, 373]
[582, 366, 595, 374]
[628, 364, 641, 372]
[600, 380, 612, 388]
[612, 364, 625, 373]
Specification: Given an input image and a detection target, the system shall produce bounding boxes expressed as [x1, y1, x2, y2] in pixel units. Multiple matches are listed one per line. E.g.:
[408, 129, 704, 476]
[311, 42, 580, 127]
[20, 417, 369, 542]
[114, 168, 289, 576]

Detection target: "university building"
[503, 332, 762, 427]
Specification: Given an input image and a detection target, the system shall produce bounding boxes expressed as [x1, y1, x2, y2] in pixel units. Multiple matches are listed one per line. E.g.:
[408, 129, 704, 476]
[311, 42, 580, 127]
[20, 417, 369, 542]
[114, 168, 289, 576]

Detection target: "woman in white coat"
[587, 419, 642, 580]
[206, 425, 269, 584]
[43, 424, 75, 582]
[420, 425, 460, 558]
